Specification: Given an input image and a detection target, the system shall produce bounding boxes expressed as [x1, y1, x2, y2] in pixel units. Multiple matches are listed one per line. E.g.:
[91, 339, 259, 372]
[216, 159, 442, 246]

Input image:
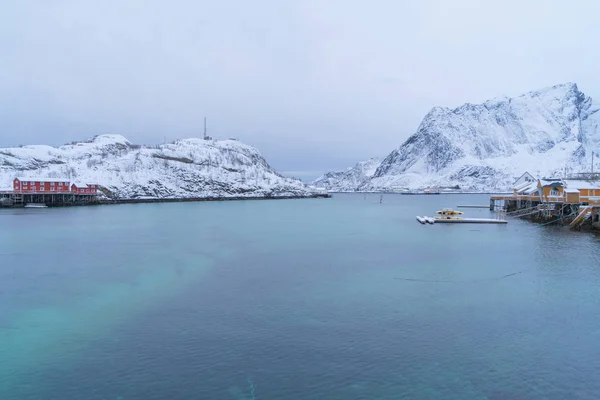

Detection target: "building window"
[40, 187, 45, 191]
[50, 187, 55, 191]
[30, 181, 34, 185]
[50, 182, 55, 186]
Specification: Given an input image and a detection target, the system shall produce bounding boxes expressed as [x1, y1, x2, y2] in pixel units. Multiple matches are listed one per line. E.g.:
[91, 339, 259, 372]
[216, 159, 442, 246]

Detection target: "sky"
[1, 0, 600, 181]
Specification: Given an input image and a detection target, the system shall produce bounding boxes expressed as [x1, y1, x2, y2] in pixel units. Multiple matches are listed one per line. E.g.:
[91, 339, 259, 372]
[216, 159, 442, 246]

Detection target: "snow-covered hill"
[312, 158, 381, 191]
[318, 83, 600, 191]
[0, 135, 314, 199]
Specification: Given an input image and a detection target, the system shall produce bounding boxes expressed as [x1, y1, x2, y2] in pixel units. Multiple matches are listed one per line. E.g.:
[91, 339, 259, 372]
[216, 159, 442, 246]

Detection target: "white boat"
[416, 216, 426, 224]
[24, 203, 48, 208]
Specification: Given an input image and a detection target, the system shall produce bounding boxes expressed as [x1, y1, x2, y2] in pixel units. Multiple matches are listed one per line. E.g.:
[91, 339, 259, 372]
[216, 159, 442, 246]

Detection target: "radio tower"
[203, 117, 208, 140]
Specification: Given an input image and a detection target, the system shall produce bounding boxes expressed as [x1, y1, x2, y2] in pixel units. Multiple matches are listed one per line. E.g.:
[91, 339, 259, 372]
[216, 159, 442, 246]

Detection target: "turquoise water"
[1, 194, 600, 399]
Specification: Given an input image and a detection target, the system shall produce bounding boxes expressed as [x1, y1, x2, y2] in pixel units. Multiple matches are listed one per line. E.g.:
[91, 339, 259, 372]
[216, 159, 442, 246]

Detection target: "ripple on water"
[1, 195, 600, 399]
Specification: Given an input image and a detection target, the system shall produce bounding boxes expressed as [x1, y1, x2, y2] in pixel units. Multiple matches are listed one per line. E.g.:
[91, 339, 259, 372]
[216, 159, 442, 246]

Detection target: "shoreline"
[99, 193, 331, 205]
[0, 193, 332, 208]
[329, 191, 511, 195]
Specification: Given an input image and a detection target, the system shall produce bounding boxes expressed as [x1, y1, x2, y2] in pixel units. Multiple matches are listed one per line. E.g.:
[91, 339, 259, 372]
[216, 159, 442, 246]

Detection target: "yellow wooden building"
[536, 179, 600, 205]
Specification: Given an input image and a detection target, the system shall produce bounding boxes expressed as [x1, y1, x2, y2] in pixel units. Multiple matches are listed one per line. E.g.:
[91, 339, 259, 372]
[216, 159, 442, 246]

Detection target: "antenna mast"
[203, 117, 207, 140]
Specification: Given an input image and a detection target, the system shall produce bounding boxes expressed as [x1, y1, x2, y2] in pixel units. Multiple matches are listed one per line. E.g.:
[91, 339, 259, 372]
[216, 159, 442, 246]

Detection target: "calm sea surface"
[1, 194, 600, 400]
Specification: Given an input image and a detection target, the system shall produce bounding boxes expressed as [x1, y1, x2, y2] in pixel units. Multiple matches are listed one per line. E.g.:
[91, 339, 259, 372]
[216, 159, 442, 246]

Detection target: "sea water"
[1, 194, 599, 400]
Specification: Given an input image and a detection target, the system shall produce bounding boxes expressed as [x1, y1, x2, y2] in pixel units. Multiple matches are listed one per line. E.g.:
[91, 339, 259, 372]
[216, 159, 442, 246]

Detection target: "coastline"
[99, 193, 331, 205]
[0, 193, 332, 208]
[328, 191, 511, 195]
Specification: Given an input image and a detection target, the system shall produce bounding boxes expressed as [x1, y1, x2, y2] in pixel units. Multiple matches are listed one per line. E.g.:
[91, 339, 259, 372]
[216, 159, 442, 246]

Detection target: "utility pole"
[203, 117, 207, 140]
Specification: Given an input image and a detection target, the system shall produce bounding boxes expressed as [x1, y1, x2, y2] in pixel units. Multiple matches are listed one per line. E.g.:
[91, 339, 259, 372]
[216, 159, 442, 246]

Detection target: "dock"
[416, 212, 507, 225]
[0, 191, 98, 207]
[0, 191, 332, 208]
[487, 172, 600, 230]
[434, 217, 507, 224]
[457, 205, 490, 209]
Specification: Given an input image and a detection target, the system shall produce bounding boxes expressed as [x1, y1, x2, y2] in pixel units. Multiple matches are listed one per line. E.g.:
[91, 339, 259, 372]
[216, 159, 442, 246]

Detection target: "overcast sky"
[1, 0, 599, 180]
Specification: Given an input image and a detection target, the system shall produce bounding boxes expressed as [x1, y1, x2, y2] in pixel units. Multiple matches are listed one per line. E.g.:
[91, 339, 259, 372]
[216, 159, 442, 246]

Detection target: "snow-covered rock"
[319, 83, 600, 191]
[312, 158, 381, 191]
[0, 135, 314, 199]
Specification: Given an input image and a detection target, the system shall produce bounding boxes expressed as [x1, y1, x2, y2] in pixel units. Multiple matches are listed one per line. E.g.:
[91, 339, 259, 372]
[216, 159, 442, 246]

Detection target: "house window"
[50, 182, 55, 186]
[30, 181, 34, 185]
[40, 187, 44, 191]
[550, 189, 559, 196]
[51, 187, 55, 191]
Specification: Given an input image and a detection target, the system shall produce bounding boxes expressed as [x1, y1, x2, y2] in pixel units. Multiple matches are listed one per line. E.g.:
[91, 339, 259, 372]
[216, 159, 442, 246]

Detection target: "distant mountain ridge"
[314, 83, 600, 191]
[0, 134, 314, 199]
[312, 158, 381, 191]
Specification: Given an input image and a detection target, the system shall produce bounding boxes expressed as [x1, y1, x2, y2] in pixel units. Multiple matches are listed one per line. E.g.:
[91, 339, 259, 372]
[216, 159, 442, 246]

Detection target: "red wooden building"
[71, 182, 98, 194]
[13, 178, 98, 194]
[14, 178, 71, 193]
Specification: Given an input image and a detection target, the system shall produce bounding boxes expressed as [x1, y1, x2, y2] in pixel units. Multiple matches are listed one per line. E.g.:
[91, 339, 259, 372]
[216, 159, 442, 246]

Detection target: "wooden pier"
[0, 191, 98, 207]
[489, 195, 599, 230]
[0, 191, 332, 208]
[434, 217, 507, 224]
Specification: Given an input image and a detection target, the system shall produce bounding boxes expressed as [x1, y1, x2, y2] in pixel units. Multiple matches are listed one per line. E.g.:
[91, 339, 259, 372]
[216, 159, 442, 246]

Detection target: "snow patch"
[0, 136, 314, 199]
[317, 82, 600, 191]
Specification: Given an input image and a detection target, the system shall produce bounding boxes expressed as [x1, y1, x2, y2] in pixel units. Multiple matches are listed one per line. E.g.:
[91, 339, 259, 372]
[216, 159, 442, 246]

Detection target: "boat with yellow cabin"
[434, 208, 463, 216]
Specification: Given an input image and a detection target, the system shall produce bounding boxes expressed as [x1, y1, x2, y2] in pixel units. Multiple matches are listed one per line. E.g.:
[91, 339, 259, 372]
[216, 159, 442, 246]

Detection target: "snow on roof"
[563, 180, 600, 190]
[513, 171, 536, 184]
[539, 179, 563, 187]
[71, 182, 92, 187]
[514, 181, 532, 191]
[16, 177, 70, 183]
[564, 188, 580, 193]
[516, 182, 538, 194]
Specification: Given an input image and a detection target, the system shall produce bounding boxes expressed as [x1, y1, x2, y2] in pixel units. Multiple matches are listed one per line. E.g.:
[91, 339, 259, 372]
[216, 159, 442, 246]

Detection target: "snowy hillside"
[319, 83, 600, 191]
[312, 158, 381, 191]
[0, 135, 314, 199]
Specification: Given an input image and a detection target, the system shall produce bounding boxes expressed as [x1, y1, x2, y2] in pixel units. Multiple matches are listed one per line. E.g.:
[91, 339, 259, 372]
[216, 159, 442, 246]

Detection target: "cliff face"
[318, 83, 600, 191]
[312, 158, 381, 191]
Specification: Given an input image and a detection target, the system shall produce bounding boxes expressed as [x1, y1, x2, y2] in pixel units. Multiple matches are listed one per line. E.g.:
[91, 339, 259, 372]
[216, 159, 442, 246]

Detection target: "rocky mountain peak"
[317, 83, 600, 191]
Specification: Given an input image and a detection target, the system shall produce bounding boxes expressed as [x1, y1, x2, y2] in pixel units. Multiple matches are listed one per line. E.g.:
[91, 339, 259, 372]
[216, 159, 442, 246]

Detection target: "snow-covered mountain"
[0, 134, 315, 199]
[312, 158, 381, 191]
[318, 83, 600, 191]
